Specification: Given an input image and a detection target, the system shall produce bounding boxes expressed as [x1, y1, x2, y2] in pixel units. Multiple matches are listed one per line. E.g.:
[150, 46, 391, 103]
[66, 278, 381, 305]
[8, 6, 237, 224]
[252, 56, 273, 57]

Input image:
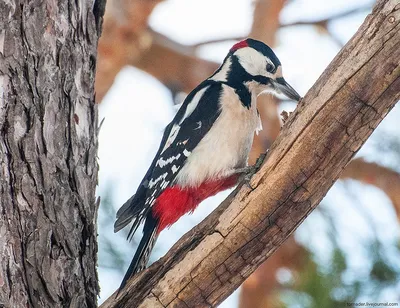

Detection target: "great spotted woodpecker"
[114, 38, 301, 291]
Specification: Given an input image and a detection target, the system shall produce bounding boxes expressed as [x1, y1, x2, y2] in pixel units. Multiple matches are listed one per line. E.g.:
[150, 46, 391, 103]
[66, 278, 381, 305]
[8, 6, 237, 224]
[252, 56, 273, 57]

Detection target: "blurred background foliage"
[95, 0, 400, 307]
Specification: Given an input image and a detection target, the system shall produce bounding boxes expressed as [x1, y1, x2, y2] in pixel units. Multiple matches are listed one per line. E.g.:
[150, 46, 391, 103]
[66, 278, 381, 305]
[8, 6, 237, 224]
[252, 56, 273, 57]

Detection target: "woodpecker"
[114, 38, 301, 291]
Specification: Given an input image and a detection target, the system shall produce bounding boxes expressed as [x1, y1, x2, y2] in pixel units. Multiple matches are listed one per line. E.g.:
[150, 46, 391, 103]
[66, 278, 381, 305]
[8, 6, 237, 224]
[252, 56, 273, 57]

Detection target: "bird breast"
[175, 85, 261, 188]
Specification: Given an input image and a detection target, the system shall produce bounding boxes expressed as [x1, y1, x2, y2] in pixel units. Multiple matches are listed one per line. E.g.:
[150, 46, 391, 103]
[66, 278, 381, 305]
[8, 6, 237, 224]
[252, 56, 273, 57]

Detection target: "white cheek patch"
[236, 47, 268, 76]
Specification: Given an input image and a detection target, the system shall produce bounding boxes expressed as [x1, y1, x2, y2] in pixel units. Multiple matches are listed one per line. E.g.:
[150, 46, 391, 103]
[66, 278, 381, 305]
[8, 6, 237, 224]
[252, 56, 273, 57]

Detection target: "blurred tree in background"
[96, 0, 400, 307]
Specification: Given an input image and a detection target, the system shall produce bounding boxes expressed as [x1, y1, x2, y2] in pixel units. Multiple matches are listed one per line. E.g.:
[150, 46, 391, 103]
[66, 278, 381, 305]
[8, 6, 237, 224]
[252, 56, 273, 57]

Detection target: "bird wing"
[114, 80, 224, 239]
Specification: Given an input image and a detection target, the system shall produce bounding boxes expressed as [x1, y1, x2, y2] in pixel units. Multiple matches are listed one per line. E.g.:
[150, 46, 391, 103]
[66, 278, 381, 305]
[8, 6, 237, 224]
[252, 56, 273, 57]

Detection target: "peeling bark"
[0, 0, 104, 307]
[100, 0, 400, 307]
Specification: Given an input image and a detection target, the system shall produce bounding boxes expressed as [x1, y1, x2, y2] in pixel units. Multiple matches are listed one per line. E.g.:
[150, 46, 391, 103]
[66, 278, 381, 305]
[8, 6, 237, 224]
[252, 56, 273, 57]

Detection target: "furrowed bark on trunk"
[0, 0, 105, 307]
[100, 0, 400, 307]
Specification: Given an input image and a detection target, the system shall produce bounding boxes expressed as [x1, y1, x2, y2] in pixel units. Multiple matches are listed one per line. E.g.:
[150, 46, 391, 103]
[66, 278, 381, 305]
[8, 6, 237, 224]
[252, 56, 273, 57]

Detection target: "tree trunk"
[100, 0, 400, 307]
[0, 0, 105, 307]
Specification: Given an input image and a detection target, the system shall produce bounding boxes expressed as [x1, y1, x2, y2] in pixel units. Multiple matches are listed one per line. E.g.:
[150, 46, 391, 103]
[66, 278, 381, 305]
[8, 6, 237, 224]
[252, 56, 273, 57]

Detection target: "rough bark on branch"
[0, 0, 103, 306]
[100, 0, 400, 307]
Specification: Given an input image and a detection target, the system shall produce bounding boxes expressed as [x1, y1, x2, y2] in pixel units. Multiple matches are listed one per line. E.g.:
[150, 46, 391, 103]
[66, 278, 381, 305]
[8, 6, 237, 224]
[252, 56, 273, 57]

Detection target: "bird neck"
[209, 56, 260, 109]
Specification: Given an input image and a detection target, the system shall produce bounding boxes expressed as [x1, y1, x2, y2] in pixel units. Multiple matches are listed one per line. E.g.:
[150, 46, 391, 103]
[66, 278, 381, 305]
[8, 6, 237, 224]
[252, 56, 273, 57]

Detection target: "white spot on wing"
[156, 153, 181, 168]
[171, 165, 179, 174]
[179, 86, 209, 125]
[148, 172, 168, 189]
[183, 149, 191, 157]
[149, 197, 156, 206]
[160, 85, 209, 154]
[160, 180, 170, 190]
[147, 196, 155, 205]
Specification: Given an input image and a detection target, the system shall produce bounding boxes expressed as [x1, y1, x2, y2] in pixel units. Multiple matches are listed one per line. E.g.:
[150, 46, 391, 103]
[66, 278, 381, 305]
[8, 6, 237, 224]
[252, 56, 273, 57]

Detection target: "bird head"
[212, 38, 301, 102]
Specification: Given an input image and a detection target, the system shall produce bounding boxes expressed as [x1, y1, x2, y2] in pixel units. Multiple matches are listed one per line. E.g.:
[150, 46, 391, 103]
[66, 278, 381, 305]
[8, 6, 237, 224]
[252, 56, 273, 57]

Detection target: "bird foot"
[280, 110, 292, 125]
[235, 152, 268, 189]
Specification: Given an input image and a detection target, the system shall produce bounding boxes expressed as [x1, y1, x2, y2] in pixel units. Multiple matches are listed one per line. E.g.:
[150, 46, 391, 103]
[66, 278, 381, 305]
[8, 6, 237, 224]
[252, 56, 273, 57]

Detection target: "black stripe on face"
[253, 75, 271, 85]
[225, 56, 253, 108]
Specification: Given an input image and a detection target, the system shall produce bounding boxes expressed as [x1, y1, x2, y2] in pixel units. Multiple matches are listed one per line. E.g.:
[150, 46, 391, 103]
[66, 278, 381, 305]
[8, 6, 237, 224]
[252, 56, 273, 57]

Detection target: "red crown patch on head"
[230, 40, 249, 52]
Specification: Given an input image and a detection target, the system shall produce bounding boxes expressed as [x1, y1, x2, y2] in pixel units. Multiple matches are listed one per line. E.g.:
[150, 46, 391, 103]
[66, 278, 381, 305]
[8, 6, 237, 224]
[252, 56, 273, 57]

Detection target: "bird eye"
[266, 63, 274, 73]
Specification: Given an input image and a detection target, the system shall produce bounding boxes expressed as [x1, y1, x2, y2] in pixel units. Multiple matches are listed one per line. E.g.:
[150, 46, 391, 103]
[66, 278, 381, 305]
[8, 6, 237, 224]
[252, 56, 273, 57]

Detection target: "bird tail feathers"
[117, 217, 158, 293]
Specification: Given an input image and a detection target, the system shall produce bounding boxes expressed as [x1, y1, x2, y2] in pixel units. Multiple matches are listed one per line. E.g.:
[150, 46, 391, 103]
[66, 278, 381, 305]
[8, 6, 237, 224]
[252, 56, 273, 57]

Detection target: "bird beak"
[274, 77, 301, 102]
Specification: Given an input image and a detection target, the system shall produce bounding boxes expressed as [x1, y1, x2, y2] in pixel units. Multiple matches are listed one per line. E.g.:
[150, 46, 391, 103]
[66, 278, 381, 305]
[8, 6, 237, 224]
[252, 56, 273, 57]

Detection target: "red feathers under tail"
[153, 175, 238, 232]
[118, 175, 239, 294]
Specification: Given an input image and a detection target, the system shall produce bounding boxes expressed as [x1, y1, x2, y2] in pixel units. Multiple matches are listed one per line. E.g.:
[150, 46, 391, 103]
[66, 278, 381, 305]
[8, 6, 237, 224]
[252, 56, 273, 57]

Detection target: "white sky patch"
[149, 0, 251, 45]
[179, 86, 209, 124]
[156, 153, 181, 168]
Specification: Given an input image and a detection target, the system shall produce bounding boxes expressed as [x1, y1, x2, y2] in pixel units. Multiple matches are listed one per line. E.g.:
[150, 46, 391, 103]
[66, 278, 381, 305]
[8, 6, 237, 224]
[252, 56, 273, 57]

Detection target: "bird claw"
[254, 152, 267, 170]
[280, 110, 292, 125]
[239, 171, 254, 189]
[238, 152, 268, 189]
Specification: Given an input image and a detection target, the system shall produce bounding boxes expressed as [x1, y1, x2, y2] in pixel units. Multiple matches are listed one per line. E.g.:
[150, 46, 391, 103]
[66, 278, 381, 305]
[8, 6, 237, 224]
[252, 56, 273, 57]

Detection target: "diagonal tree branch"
[100, 0, 400, 306]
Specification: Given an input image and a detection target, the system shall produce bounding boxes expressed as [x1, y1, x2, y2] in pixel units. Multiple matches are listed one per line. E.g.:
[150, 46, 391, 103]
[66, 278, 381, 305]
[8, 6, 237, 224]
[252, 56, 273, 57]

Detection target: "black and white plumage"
[114, 38, 301, 292]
